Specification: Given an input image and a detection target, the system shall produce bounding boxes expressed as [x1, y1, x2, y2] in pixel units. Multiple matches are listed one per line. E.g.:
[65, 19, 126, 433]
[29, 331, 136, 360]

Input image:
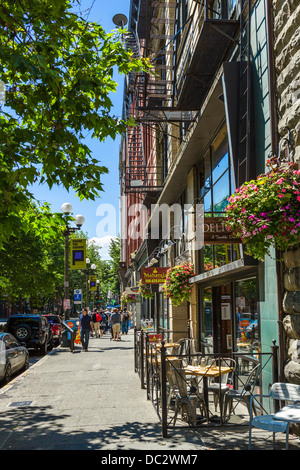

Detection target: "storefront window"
[234, 278, 260, 354]
[200, 131, 241, 271]
[159, 293, 168, 331]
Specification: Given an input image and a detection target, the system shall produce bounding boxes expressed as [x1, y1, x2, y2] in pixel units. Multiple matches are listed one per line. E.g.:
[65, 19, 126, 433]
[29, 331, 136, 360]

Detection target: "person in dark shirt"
[79, 308, 94, 351]
[111, 308, 121, 341]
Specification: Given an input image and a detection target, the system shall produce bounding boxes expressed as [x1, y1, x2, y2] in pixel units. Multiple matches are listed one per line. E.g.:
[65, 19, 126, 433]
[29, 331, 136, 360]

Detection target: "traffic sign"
[74, 289, 82, 303]
[63, 299, 70, 310]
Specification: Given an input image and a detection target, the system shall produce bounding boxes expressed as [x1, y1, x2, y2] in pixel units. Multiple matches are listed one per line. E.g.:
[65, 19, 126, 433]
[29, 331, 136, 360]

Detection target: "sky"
[31, 0, 132, 259]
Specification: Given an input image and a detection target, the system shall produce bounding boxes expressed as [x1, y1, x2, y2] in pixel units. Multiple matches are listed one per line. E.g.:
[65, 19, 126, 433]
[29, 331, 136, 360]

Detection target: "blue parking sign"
[74, 289, 82, 302]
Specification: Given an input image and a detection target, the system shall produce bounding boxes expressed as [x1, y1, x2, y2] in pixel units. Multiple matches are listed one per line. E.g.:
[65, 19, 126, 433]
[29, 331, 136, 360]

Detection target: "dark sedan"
[0, 333, 29, 385]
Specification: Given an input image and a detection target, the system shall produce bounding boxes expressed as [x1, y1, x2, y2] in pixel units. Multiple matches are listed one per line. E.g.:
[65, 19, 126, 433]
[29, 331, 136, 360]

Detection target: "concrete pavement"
[0, 328, 299, 452]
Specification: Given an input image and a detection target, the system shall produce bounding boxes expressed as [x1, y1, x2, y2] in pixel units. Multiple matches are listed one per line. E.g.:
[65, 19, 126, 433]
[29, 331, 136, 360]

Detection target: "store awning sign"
[141, 267, 169, 284]
[204, 217, 241, 244]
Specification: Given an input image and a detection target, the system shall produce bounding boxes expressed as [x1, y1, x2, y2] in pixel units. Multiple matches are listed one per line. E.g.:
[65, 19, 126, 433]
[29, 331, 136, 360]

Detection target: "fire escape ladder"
[237, 0, 252, 186]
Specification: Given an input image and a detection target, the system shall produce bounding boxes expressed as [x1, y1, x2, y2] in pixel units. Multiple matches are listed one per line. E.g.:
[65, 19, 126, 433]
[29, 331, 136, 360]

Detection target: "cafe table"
[155, 342, 180, 350]
[184, 364, 234, 423]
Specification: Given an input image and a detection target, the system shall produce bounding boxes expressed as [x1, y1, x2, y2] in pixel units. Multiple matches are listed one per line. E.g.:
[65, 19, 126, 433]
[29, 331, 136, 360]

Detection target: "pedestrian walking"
[92, 309, 101, 338]
[121, 307, 130, 335]
[99, 309, 105, 337]
[79, 308, 94, 351]
[110, 308, 121, 341]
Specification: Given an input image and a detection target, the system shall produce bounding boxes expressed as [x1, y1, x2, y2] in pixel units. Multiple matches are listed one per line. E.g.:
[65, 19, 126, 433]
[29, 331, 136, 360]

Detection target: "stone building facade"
[273, 0, 300, 385]
[273, 0, 300, 162]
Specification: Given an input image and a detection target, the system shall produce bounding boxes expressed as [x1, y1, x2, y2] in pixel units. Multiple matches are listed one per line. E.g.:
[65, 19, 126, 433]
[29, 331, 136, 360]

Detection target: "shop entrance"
[199, 278, 259, 356]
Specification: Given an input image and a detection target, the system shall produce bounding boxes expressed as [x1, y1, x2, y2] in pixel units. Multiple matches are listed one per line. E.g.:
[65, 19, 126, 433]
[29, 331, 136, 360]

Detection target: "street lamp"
[61, 203, 85, 320]
[85, 259, 96, 311]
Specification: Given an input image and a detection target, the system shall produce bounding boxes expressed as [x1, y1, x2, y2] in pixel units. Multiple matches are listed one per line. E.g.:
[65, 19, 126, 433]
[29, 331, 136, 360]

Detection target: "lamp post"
[85, 258, 90, 310]
[85, 259, 96, 311]
[61, 203, 85, 320]
[94, 279, 100, 310]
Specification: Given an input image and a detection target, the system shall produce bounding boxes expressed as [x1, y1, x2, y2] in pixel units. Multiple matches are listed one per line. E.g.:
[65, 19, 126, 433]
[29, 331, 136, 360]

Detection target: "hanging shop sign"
[204, 217, 241, 244]
[141, 267, 169, 284]
[148, 333, 163, 343]
[70, 238, 86, 269]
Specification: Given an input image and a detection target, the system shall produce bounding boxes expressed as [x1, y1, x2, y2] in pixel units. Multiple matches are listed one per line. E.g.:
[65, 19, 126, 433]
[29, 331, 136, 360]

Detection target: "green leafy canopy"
[0, 0, 149, 245]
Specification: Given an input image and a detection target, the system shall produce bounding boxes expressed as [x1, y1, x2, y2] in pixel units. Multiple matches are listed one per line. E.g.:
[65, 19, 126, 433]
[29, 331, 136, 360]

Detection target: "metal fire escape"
[135, 0, 239, 114]
[237, 0, 253, 186]
[123, 29, 164, 195]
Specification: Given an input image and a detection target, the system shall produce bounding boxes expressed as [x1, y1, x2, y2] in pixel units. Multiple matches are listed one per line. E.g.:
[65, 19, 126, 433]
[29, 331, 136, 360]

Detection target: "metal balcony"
[174, 1, 239, 110]
[123, 165, 165, 196]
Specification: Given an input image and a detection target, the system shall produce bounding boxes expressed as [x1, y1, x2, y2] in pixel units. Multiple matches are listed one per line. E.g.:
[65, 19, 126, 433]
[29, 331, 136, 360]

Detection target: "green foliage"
[162, 263, 195, 307]
[0, 202, 66, 308]
[0, 0, 150, 246]
[225, 160, 300, 261]
[138, 280, 154, 299]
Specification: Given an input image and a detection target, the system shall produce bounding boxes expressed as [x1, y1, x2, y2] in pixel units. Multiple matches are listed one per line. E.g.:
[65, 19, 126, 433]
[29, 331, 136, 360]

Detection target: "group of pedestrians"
[78, 306, 131, 351]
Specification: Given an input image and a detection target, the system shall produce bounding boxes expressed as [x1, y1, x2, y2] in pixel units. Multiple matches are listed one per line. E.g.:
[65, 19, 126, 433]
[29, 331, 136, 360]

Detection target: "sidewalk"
[0, 329, 299, 451]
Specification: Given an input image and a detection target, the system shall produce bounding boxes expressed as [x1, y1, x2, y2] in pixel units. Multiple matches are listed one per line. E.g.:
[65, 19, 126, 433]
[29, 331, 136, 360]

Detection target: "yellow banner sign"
[89, 275, 97, 291]
[70, 238, 86, 270]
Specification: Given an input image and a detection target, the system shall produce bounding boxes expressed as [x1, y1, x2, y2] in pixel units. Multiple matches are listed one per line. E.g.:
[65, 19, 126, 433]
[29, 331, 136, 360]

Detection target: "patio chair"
[223, 362, 261, 420]
[249, 382, 300, 450]
[167, 367, 206, 426]
[173, 338, 196, 366]
[207, 358, 236, 414]
[165, 358, 183, 411]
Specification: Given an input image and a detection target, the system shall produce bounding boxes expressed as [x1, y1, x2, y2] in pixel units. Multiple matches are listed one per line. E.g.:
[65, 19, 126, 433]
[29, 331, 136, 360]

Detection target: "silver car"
[0, 333, 29, 385]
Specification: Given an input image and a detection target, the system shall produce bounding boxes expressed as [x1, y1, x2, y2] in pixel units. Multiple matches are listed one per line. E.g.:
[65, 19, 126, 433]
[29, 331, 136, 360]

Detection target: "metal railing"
[134, 329, 279, 438]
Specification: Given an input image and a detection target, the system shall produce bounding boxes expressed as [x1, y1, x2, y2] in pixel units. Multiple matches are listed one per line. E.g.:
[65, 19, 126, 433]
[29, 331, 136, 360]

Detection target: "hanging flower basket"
[162, 262, 195, 307]
[138, 280, 154, 299]
[121, 291, 136, 304]
[225, 158, 300, 261]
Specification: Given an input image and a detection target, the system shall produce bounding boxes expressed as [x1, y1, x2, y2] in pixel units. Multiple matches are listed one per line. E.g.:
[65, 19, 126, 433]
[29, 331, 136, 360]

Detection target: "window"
[162, 133, 168, 181]
[234, 278, 260, 356]
[199, 129, 241, 271]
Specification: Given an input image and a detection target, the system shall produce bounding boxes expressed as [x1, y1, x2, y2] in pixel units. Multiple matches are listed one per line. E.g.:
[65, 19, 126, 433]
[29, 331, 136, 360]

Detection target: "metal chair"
[223, 362, 261, 420]
[173, 338, 196, 366]
[207, 358, 236, 415]
[167, 367, 206, 426]
[249, 382, 300, 450]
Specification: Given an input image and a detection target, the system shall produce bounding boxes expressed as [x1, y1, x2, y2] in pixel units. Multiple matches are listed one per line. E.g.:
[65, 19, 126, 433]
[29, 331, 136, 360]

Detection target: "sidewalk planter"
[225, 160, 300, 261]
[162, 262, 195, 307]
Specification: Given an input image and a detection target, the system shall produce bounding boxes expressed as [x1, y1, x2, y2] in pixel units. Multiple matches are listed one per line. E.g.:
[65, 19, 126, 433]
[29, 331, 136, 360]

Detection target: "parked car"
[43, 314, 63, 346]
[0, 332, 29, 384]
[5, 314, 53, 355]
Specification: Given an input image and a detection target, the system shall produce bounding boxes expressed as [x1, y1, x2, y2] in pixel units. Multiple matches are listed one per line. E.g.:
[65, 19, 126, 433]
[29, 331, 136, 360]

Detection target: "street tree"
[0, 0, 149, 246]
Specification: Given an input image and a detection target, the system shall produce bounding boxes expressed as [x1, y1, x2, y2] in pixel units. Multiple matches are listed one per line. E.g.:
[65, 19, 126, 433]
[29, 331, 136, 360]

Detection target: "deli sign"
[204, 217, 241, 244]
[141, 267, 169, 284]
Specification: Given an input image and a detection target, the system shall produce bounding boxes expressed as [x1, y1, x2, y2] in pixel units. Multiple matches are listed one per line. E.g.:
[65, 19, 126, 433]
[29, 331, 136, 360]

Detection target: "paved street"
[0, 329, 299, 453]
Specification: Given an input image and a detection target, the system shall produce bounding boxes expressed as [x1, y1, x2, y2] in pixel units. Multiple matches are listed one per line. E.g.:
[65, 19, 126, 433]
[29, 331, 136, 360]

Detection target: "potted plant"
[138, 280, 154, 299]
[121, 291, 136, 304]
[225, 158, 300, 261]
[162, 262, 195, 307]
